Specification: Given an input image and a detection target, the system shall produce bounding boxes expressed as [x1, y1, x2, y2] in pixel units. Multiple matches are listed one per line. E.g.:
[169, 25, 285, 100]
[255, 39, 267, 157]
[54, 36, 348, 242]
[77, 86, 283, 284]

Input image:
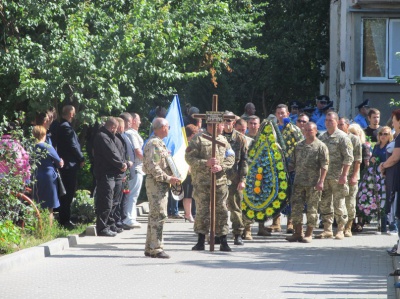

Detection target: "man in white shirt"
[123, 113, 144, 228]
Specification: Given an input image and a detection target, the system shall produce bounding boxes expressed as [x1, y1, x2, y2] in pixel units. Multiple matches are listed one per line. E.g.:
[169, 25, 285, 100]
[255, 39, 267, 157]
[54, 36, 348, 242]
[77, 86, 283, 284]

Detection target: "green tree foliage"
[0, 0, 262, 124]
[181, 0, 330, 117]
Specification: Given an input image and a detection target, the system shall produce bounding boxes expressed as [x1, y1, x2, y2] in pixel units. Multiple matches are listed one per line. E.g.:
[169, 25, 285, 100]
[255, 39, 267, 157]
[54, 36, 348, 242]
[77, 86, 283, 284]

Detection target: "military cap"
[302, 100, 315, 113]
[188, 106, 200, 116]
[290, 100, 302, 108]
[355, 99, 369, 110]
[321, 101, 334, 112]
[316, 95, 330, 104]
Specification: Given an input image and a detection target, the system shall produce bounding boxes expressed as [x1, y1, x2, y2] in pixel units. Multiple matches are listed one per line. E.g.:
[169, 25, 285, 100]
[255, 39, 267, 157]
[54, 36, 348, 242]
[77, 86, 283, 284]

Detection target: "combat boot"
[301, 226, 314, 243]
[234, 234, 244, 245]
[219, 235, 232, 252]
[214, 236, 221, 244]
[286, 217, 294, 234]
[344, 220, 353, 237]
[266, 215, 282, 232]
[192, 233, 205, 250]
[243, 225, 253, 240]
[315, 223, 334, 239]
[335, 224, 345, 240]
[285, 224, 304, 242]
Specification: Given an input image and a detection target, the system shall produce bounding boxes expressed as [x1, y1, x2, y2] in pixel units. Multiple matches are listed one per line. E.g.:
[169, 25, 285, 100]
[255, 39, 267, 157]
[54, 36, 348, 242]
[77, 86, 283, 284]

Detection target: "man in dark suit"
[57, 105, 85, 229]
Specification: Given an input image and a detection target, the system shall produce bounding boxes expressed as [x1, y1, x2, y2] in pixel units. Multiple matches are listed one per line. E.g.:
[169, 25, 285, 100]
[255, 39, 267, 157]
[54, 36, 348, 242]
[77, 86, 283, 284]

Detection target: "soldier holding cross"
[185, 121, 235, 251]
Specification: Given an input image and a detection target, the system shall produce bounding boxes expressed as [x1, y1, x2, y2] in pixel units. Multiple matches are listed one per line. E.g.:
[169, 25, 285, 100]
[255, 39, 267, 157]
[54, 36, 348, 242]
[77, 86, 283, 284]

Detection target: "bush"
[71, 190, 96, 224]
[0, 220, 21, 254]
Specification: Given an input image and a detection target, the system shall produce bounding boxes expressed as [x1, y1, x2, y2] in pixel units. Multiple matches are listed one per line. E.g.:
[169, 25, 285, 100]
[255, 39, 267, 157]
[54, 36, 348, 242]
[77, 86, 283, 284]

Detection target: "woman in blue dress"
[32, 125, 64, 226]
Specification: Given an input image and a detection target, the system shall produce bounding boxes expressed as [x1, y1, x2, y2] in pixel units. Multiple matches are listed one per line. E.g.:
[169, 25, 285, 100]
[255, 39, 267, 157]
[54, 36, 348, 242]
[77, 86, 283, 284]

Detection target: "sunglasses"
[379, 132, 389, 136]
[225, 119, 233, 123]
[297, 120, 307, 124]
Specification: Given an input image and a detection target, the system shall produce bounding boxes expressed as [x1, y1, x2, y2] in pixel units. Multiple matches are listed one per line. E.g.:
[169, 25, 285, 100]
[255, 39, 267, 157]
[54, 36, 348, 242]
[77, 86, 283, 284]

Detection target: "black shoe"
[61, 221, 76, 230]
[387, 245, 398, 255]
[121, 224, 132, 230]
[214, 236, 221, 244]
[98, 229, 117, 237]
[151, 251, 170, 259]
[234, 234, 244, 245]
[219, 235, 232, 252]
[192, 233, 205, 250]
[318, 221, 323, 229]
[390, 269, 400, 276]
[144, 251, 151, 257]
[110, 226, 123, 233]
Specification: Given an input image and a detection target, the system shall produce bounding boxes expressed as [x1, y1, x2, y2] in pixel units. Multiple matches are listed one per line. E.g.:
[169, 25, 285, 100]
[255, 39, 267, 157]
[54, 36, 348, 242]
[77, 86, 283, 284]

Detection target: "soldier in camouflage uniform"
[316, 112, 354, 240]
[338, 117, 362, 237]
[286, 122, 329, 243]
[222, 112, 248, 246]
[143, 118, 180, 259]
[185, 122, 235, 251]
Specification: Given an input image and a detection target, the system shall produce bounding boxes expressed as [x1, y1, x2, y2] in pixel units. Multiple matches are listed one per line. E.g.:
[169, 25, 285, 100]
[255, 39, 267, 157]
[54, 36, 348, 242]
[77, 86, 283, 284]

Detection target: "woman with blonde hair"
[32, 125, 64, 226]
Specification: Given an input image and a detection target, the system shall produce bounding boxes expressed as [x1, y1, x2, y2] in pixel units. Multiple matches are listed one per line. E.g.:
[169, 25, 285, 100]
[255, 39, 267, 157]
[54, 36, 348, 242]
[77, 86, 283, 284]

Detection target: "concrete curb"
[0, 234, 79, 274]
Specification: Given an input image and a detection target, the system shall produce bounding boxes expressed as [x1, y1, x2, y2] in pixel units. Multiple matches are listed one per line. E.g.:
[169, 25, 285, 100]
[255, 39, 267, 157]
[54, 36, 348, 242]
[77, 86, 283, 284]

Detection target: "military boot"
[242, 225, 253, 240]
[286, 217, 294, 234]
[344, 220, 353, 237]
[192, 233, 205, 251]
[234, 234, 244, 245]
[257, 222, 271, 236]
[219, 235, 232, 252]
[335, 224, 345, 240]
[214, 236, 221, 244]
[315, 223, 334, 239]
[266, 215, 282, 232]
[301, 226, 314, 243]
[285, 224, 304, 242]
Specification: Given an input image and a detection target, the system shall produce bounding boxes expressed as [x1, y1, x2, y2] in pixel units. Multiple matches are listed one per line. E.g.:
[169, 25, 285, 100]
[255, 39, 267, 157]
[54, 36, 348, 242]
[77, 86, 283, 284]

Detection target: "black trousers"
[96, 174, 122, 232]
[59, 168, 78, 225]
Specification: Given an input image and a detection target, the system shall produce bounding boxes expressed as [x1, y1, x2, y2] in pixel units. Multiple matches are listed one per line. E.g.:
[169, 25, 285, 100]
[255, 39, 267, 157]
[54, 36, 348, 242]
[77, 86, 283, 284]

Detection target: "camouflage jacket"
[185, 131, 235, 186]
[289, 138, 329, 187]
[347, 132, 362, 179]
[320, 129, 354, 180]
[222, 129, 248, 184]
[142, 135, 172, 183]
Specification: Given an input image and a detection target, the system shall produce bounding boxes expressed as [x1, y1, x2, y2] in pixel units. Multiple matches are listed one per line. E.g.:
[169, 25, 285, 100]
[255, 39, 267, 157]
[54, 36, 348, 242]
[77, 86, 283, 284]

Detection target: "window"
[362, 18, 400, 80]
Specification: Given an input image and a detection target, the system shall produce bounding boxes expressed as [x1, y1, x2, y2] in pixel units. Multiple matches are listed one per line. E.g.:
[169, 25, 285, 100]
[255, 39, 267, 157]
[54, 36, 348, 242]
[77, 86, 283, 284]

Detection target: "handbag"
[57, 170, 67, 197]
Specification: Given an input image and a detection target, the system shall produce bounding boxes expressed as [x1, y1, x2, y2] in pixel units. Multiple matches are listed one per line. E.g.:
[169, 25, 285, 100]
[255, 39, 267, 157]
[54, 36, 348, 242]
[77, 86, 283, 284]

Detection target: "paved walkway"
[0, 213, 398, 299]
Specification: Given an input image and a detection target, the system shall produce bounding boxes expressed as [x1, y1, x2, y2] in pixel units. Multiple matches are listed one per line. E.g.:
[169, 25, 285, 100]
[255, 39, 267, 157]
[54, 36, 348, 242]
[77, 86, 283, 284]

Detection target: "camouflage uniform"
[346, 133, 362, 221]
[143, 135, 173, 256]
[289, 139, 329, 227]
[319, 129, 354, 226]
[185, 132, 235, 236]
[223, 129, 248, 235]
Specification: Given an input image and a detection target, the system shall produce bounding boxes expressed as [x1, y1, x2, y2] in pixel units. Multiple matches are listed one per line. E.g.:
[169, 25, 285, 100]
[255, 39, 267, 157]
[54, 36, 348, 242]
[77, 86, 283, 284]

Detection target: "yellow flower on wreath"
[272, 200, 281, 208]
[241, 202, 247, 211]
[255, 180, 261, 187]
[278, 171, 286, 180]
[259, 135, 267, 142]
[274, 151, 282, 160]
[247, 210, 255, 219]
[266, 207, 274, 216]
[257, 167, 263, 174]
[264, 126, 272, 134]
[268, 134, 275, 143]
[277, 162, 284, 170]
[271, 143, 278, 151]
[280, 181, 288, 190]
[278, 191, 286, 200]
[256, 212, 265, 220]
[249, 149, 256, 157]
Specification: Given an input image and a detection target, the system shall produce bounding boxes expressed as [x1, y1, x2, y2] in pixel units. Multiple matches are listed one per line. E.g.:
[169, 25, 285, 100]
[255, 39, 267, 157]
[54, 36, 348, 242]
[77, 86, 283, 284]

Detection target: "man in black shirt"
[364, 108, 381, 143]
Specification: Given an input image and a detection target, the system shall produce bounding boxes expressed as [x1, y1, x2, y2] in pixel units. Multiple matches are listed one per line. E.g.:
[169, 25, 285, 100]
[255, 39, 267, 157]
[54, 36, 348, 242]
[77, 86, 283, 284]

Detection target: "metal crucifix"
[192, 94, 235, 251]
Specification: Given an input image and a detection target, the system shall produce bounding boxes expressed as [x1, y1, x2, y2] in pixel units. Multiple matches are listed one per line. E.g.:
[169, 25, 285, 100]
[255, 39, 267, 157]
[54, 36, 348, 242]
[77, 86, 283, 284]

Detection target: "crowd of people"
[2, 97, 400, 260]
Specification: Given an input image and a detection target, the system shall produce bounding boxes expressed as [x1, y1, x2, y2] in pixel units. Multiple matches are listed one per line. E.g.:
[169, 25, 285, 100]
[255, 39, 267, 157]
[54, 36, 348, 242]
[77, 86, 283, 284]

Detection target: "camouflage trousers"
[227, 181, 244, 235]
[144, 177, 169, 255]
[193, 184, 229, 236]
[345, 183, 358, 221]
[291, 185, 321, 227]
[320, 179, 349, 226]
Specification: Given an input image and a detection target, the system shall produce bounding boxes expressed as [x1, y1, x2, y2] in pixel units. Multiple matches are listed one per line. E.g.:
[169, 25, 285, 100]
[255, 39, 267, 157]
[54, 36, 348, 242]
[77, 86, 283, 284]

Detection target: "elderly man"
[316, 112, 354, 240]
[338, 117, 362, 237]
[286, 122, 329, 243]
[93, 117, 128, 237]
[241, 102, 256, 121]
[222, 112, 248, 245]
[143, 118, 180, 258]
[186, 121, 235, 251]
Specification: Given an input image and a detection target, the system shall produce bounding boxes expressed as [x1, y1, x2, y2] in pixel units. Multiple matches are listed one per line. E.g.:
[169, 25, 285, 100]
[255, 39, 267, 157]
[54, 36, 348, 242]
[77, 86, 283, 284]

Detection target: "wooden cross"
[192, 94, 235, 251]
